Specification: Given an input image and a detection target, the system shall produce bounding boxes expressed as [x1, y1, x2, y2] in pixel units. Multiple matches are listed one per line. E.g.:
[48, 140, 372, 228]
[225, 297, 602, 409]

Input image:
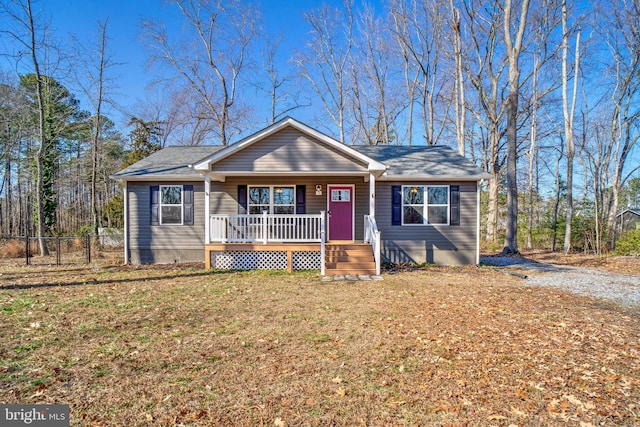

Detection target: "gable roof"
[112, 146, 222, 181]
[354, 145, 491, 181]
[616, 208, 640, 218]
[191, 117, 387, 174]
[112, 119, 490, 183]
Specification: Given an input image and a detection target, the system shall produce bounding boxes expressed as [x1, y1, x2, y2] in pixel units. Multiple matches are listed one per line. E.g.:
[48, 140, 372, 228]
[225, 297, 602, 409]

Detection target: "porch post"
[320, 211, 326, 276]
[262, 211, 268, 245]
[369, 172, 376, 218]
[204, 174, 211, 244]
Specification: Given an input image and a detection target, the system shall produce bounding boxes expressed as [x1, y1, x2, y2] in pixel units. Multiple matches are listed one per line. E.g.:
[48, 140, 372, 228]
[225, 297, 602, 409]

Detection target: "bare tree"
[387, 0, 450, 146]
[460, 0, 508, 243]
[560, 0, 581, 253]
[72, 18, 120, 236]
[351, 4, 406, 145]
[143, 0, 258, 145]
[449, 0, 466, 155]
[0, 73, 28, 235]
[502, 0, 531, 254]
[0, 0, 55, 254]
[252, 36, 309, 125]
[295, 0, 354, 143]
[600, 0, 640, 245]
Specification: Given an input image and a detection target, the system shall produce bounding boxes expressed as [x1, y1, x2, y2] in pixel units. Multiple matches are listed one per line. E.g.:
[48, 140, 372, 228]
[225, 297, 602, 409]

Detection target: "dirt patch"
[1, 264, 639, 426]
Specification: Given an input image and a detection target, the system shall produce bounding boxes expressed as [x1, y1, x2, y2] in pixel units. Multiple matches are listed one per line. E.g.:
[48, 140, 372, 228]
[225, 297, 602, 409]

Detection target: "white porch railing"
[210, 212, 325, 244]
[364, 215, 381, 276]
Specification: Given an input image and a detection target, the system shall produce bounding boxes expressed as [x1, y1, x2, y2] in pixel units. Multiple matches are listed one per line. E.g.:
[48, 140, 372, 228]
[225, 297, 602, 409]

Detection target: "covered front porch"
[204, 212, 381, 275]
[189, 117, 388, 275]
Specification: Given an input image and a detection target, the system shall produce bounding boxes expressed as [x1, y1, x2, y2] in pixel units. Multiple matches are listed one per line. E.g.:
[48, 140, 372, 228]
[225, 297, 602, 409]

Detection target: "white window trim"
[159, 185, 183, 225]
[248, 185, 296, 214]
[401, 185, 450, 226]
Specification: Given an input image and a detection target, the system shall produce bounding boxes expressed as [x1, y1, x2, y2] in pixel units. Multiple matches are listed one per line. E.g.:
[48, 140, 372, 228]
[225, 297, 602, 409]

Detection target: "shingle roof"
[112, 146, 222, 180]
[113, 142, 490, 182]
[353, 145, 491, 180]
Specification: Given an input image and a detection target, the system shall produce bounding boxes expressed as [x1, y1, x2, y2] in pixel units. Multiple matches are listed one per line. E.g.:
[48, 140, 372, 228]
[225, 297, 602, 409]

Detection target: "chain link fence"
[0, 232, 124, 266]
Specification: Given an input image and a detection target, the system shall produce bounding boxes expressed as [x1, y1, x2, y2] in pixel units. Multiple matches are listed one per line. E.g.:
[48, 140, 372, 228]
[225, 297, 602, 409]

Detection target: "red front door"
[328, 185, 353, 240]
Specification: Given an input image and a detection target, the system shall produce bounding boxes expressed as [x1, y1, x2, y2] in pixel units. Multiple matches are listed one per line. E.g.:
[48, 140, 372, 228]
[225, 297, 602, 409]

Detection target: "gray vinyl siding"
[375, 181, 478, 265]
[128, 181, 205, 264]
[213, 128, 368, 173]
[619, 210, 640, 231]
[210, 176, 369, 239]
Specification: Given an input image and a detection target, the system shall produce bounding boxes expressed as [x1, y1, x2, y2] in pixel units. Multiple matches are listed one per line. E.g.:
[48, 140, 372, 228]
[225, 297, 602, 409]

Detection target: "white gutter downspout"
[123, 181, 129, 264]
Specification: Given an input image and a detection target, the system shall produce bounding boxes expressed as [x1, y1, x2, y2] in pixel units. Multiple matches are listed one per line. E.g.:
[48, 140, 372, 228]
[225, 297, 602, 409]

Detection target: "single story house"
[112, 117, 491, 275]
[617, 208, 640, 231]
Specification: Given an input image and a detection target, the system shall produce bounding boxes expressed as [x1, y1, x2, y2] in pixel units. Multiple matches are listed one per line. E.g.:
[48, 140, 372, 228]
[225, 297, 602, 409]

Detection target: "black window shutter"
[238, 185, 248, 214]
[150, 185, 159, 225]
[450, 185, 460, 226]
[183, 185, 194, 225]
[296, 185, 306, 214]
[391, 185, 402, 225]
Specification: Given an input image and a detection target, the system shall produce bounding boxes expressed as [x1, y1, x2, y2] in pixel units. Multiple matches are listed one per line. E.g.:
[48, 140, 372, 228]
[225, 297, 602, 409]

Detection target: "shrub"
[614, 229, 640, 256]
[0, 239, 39, 258]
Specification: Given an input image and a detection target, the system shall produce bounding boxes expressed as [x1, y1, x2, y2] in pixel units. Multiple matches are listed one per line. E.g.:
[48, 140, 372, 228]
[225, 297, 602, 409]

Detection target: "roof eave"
[379, 174, 491, 181]
[110, 175, 204, 182]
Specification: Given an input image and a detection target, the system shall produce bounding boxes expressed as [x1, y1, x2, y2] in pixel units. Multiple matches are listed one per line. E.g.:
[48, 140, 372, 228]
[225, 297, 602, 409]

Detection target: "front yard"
[1, 263, 639, 426]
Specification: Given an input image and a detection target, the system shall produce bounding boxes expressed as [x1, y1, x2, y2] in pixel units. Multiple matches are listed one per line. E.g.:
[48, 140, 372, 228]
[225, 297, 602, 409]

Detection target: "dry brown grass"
[0, 239, 39, 258]
[0, 263, 639, 426]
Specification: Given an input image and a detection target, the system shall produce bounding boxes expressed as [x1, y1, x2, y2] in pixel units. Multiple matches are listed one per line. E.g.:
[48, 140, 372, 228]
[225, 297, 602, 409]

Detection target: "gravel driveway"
[480, 256, 640, 308]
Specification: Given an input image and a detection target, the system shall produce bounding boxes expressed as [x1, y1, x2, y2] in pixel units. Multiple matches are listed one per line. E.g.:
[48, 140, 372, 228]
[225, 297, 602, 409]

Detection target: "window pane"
[274, 187, 294, 205]
[161, 186, 181, 204]
[161, 206, 182, 224]
[403, 187, 424, 204]
[331, 189, 350, 202]
[249, 187, 270, 205]
[428, 186, 448, 205]
[428, 206, 448, 224]
[403, 206, 424, 224]
[274, 206, 294, 214]
[249, 206, 270, 214]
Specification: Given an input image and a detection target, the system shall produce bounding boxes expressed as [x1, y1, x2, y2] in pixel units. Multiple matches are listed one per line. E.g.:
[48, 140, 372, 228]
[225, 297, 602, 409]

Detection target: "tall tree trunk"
[551, 147, 563, 252]
[526, 58, 539, 250]
[91, 19, 108, 238]
[486, 127, 500, 243]
[502, 0, 530, 255]
[562, 0, 580, 254]
[450, 0, 465, 155]
[26, 0, 49, 255]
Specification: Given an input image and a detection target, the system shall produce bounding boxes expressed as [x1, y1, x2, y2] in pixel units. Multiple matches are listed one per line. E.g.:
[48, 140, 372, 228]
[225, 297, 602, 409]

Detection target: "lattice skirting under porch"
[205, 244, 322, 272]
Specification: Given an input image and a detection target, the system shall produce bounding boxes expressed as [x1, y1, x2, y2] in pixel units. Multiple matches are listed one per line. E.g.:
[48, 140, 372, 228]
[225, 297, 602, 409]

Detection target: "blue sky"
[34, 0, 337, 128]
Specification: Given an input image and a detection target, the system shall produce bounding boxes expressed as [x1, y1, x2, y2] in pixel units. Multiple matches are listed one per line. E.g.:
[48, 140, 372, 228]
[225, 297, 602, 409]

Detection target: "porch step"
[325, 243, 377, 276]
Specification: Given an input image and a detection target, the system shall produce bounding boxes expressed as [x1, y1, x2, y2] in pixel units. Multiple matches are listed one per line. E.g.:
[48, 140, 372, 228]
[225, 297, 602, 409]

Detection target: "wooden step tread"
[326, 262, 376, 269]
[325, 269, 377, 276]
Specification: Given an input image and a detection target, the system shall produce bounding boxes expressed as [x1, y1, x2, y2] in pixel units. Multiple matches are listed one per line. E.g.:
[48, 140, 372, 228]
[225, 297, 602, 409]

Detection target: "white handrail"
[364, 215, 381, 276]
[210, 213, 325, 244]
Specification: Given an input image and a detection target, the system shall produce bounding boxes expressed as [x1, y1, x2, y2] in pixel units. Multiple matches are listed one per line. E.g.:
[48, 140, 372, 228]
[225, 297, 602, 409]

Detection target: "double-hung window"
[402, 185, 449, 225]
[248, 186, 295, 214]
[160, 185, 183, 224]
[150, 185, 193, 226]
